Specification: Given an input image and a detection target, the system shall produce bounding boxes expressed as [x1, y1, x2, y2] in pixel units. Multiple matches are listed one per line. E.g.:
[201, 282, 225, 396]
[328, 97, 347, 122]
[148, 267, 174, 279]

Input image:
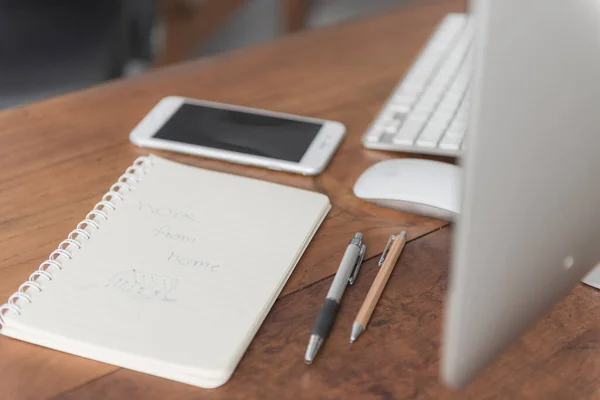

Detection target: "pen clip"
[348, 243, 366, 285]
[378, 235, 397, 267]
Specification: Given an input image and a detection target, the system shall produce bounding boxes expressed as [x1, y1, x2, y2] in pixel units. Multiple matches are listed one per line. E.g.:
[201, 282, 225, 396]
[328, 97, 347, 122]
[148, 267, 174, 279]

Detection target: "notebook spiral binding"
[0, 156, 154, 329]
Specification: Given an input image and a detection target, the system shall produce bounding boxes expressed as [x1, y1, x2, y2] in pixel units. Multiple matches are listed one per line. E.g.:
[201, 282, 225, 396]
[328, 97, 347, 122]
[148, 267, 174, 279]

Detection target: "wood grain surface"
[5, 0, 597, 399]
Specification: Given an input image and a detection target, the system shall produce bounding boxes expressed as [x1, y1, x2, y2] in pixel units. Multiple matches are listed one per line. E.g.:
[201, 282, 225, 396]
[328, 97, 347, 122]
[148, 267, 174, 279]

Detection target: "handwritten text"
[152, 225, 196, 243]
[167, 251, 219, 272]
[137, 201, 195, 222]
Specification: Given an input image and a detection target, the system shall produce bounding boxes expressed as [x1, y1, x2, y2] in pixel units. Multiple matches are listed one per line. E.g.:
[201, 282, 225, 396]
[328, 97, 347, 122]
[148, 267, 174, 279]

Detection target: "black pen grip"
[312, 298, 339, 338]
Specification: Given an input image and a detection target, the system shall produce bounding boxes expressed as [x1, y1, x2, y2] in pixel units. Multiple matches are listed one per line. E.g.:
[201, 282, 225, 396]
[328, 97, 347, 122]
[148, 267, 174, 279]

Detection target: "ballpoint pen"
[304, 232, 366, 364]
[350, 231, 407, 343]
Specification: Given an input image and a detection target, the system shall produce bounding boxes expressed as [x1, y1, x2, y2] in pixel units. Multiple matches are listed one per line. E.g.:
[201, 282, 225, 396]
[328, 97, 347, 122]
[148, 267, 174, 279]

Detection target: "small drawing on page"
[104, 269, 178, 302]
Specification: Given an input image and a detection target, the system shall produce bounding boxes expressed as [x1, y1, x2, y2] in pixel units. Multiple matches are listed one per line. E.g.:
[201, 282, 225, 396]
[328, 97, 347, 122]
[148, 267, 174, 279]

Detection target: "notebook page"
[4, 155, 329, 379]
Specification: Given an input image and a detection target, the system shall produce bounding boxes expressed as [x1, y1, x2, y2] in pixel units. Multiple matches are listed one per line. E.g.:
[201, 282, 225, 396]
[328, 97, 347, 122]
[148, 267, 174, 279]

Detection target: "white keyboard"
[362, 14, 473, 157]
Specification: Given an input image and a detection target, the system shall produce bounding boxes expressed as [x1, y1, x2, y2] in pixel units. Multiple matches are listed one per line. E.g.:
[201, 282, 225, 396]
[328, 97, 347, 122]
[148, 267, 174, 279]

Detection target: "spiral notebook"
[0, 155, 330, 388]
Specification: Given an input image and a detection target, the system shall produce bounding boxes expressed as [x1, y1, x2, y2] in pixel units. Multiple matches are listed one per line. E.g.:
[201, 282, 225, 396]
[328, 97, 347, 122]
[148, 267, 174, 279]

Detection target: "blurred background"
[0, 0, 408, 110]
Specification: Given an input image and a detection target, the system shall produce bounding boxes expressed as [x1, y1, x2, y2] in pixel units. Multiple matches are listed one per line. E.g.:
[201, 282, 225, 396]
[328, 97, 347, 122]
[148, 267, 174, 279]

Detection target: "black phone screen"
[152, 104, 323, 162]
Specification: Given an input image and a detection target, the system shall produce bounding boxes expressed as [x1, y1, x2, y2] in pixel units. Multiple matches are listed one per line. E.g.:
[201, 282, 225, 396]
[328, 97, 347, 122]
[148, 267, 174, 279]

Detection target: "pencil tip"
[350, 323, 364, 343]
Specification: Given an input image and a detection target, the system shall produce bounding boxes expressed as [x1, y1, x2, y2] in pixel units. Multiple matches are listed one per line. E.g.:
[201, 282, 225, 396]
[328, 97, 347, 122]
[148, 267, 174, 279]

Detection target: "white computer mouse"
[353, 158, 461, 221]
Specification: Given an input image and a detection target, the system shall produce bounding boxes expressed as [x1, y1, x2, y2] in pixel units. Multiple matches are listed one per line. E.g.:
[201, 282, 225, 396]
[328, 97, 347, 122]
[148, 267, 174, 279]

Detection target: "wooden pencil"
[350, 231, 407, 343]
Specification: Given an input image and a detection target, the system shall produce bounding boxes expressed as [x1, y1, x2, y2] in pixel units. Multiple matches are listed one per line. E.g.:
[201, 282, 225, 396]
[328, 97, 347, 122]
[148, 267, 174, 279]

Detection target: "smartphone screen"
[152, 103, 323, 162]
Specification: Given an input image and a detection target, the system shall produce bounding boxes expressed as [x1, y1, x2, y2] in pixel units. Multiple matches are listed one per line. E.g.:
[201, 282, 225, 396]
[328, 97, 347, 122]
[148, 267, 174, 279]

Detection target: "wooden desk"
[1, 1, 599, 399]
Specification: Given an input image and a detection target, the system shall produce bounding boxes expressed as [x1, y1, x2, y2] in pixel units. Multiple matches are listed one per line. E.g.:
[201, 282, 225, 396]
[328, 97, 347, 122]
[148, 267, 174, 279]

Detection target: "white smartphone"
[129, 96, 345, 175]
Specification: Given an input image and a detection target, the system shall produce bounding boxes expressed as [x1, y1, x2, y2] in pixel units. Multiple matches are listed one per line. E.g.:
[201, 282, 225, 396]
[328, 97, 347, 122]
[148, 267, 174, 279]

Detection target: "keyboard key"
[387, 103, 411, 114]
[455, 75, 470, 87]
[392, 93, 417, 104]
[391, 101, 416, 113]
[422, 86, 446, 102]
[392, 111, 408, 120]
[392, 118, 426, 145]
[454, 106, 468, 119]
[405, 69, 434, 85]
[438, 97, 462, 113]
[453, 114, 468, 126]
[442, 88, 464, 102]
[430, 112, 453, 127]
[413, 99, 438, 114]
[373, 115, 394, 128]
[445, 128, 464, 138]
[364, 127, 386, 143]
[451, 121, 464, 132]
[416, 123, 446, 148]
[396, 85, 422, 98]
[442, 92, 464, 105]
[439, 132, 463, 150]
[383, 119, 402, 134]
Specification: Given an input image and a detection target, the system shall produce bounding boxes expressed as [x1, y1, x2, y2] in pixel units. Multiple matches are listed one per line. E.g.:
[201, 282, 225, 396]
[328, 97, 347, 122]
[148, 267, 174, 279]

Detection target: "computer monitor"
[442, 0, 600, 388]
